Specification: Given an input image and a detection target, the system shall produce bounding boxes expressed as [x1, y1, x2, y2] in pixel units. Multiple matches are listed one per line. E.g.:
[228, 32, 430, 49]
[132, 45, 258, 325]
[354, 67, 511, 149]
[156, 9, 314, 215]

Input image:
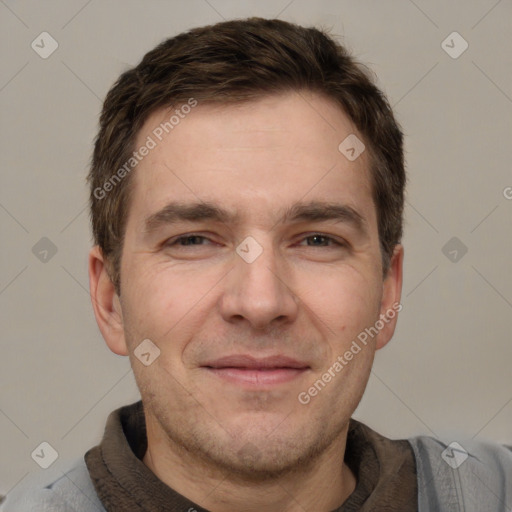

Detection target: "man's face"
[110, 91, 401, 476]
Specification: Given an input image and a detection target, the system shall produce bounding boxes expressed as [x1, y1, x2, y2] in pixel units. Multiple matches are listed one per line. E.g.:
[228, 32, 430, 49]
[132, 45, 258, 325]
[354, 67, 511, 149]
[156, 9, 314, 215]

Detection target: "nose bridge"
[241, 239, 282, 294]
[221, 235, 298, 328]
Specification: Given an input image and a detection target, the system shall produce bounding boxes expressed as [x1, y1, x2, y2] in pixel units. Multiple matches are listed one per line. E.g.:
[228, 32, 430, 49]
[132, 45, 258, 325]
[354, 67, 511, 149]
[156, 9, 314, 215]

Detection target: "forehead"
[129, 91, 375, 228]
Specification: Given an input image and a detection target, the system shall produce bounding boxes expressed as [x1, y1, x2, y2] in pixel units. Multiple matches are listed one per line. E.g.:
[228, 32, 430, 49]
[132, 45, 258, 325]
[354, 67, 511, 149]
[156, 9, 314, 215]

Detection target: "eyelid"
[295, 233, 347, 247]
[164, 231, 347, 248]
[164, 232, 216, 247]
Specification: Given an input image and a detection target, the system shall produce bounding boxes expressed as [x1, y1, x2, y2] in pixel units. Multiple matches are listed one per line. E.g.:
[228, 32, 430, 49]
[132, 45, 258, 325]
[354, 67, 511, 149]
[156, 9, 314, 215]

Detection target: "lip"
[201, 355, 310, 387]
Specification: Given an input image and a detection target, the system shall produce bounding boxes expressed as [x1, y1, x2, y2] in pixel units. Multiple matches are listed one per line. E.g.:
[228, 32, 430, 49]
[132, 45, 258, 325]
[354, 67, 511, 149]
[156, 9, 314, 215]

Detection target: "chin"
[200, 421, 337, 482]
[212, 442, 313, 481]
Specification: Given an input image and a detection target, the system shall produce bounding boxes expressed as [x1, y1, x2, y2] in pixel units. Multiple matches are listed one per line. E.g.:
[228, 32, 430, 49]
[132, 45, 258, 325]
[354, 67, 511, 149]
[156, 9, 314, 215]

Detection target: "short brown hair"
[88, 17, 405, 294]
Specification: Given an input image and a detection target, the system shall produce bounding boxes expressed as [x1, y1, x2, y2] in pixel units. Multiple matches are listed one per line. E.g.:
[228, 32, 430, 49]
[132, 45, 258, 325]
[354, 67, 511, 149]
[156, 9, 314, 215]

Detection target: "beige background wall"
[1, 0, 511, 497]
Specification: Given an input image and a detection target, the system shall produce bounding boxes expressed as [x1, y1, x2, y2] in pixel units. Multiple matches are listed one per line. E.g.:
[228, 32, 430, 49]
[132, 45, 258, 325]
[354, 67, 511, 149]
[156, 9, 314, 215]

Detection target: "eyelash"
[165, 233, 345, 249]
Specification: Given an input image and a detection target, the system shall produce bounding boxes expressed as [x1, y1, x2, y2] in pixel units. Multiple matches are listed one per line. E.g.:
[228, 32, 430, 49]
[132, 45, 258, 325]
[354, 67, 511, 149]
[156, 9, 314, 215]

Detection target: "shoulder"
[408, 435, 512, 512]
[0, 457, 105, 512]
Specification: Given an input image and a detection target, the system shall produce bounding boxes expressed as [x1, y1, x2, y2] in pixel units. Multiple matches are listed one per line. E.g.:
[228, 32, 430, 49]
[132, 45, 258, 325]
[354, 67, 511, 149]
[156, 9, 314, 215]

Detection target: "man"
[3, 17, 511, 512]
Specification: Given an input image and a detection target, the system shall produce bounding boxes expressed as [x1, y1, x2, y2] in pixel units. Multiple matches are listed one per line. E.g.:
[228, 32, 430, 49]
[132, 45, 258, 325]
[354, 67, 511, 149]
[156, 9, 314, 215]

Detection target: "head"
[88, 17, 405, 479]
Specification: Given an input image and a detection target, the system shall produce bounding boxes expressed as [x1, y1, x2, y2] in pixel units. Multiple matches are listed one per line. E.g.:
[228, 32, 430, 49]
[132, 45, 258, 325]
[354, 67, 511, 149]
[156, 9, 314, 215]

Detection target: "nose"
[219, 240, 299, 331]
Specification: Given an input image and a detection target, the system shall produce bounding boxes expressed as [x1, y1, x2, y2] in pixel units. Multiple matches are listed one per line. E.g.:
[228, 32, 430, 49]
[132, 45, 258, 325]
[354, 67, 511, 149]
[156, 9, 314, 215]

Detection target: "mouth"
[201, 355, 310, 387]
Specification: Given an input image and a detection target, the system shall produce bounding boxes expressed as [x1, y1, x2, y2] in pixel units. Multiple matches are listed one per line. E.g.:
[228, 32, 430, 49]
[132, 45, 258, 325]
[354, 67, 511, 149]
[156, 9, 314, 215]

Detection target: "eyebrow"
[143, 200, 368, 236]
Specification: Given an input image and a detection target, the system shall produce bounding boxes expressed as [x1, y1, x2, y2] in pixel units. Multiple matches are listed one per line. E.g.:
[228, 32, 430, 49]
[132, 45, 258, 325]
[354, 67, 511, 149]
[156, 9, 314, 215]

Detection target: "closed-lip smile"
[201, 355, 310, 387]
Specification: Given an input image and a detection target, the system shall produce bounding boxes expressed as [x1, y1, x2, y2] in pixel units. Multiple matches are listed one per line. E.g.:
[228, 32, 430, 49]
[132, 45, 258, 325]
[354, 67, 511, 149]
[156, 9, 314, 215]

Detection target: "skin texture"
[89, 91, 403, 512]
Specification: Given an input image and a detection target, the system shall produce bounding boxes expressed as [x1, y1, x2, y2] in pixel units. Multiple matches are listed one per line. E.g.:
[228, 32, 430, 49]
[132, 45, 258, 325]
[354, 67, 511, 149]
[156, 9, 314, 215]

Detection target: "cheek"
[120, 264, 217, 401]
[299, 265, 382, 342]
[120, 259, 222, 349]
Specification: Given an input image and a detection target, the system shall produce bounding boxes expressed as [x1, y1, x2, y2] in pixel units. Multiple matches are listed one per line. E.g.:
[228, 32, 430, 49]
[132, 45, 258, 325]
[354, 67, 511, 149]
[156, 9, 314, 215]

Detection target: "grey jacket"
[2, 436, 511, 511]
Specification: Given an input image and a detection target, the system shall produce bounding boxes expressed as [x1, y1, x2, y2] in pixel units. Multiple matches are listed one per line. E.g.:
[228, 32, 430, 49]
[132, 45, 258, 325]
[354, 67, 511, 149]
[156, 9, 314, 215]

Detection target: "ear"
[375, 244, 404, 350]
[88, 246, 128, 356]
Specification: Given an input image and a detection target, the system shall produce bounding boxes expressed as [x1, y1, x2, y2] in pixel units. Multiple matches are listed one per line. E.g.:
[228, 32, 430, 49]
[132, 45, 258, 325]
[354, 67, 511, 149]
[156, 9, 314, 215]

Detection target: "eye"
[165, 234, 214, 247]
[297, 233, 345, 248]
[170, 235, 207, 245]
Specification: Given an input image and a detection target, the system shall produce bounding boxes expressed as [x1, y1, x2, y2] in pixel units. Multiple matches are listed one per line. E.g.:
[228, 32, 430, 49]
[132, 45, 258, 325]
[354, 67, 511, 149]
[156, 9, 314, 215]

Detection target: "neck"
[142, 419, 356, 512]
